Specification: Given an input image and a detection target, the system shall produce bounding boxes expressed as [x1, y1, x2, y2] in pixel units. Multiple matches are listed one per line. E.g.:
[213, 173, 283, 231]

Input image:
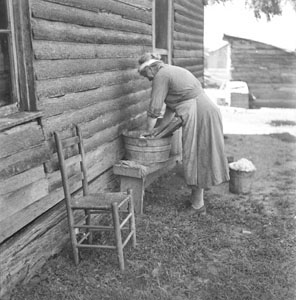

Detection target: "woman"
[138, 53, 230, 215]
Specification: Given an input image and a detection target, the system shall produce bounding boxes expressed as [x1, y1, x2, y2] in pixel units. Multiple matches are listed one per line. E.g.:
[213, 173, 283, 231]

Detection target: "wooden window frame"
[0, 0, 36, 117]
[152, 0, 173, 65]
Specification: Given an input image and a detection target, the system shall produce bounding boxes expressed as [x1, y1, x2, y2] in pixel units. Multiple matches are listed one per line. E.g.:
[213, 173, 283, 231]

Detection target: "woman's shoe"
[184, 205, 206, 216]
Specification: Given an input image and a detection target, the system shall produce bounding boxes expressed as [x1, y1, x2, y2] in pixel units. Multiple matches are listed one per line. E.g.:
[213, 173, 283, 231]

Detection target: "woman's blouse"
[148, 64, 203, 118]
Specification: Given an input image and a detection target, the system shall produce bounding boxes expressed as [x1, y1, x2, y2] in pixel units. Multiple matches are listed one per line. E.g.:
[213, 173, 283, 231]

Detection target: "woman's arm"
[153, 107, 175, 132]
[146, 116, 158, 131]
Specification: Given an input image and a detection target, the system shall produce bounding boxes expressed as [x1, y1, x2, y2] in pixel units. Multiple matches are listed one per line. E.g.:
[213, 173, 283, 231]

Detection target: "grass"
[10, 134, 296, 300]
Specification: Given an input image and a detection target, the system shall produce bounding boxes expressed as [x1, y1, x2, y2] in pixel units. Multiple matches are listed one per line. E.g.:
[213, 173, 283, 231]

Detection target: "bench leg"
[120, 177, 144, 215]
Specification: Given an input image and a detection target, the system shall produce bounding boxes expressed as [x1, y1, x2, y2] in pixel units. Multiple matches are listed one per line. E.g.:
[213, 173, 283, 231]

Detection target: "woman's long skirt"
[168, 91, 230, 188]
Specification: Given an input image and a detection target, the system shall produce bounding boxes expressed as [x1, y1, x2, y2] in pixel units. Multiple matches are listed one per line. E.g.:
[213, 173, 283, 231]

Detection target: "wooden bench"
[113, 154, 181, 214]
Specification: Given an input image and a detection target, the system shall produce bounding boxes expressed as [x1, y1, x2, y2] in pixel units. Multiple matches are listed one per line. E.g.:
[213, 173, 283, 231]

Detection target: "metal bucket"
[122, 130, 172, 164]
[229, 168, 255, 194]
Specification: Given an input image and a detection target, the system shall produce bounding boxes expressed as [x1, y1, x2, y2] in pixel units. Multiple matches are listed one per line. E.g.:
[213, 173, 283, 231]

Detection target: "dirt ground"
[9, 106, 296, 300]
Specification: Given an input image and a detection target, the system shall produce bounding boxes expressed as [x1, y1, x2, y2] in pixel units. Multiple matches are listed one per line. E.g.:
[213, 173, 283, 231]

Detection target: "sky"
[204, 0, 296, 52]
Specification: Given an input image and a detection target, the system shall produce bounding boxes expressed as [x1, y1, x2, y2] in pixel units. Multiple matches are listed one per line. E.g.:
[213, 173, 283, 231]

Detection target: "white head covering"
[138, 52, 162, 72]
[138, 59, 160, 72]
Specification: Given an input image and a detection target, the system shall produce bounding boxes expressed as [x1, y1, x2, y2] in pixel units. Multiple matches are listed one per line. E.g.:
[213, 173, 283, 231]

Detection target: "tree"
[208, 0, 296, 20]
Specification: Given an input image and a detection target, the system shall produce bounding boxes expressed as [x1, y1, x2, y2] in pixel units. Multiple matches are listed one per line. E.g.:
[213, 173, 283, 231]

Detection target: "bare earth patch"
[9, 108, 296, 300]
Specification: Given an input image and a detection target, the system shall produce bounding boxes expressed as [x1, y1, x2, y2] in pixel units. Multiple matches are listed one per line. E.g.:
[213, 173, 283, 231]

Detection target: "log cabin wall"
[0, 0, 153, 297]
[224, 35, 296, 105]
[0, 0, 205, 297]
[173, 0, 204, 84]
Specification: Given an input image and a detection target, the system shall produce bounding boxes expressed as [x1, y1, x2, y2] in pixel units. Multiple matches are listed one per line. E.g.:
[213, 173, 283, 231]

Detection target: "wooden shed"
[0, 0, 205, 297]
[223, 34, 296, 108]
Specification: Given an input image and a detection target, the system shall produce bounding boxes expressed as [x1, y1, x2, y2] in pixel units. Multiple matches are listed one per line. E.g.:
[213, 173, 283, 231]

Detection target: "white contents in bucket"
[229, 158, 256, 172]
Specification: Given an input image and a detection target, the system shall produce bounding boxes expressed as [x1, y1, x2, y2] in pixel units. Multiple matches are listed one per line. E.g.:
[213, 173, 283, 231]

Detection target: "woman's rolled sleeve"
[148, 71, 169, 118]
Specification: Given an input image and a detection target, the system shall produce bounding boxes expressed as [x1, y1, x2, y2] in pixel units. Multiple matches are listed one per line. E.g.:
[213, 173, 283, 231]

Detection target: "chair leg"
[112, 202, 125, 271]
[85, 209, 93, 244]
[67, 209, 80, 265]
[128, 192, 137, 248]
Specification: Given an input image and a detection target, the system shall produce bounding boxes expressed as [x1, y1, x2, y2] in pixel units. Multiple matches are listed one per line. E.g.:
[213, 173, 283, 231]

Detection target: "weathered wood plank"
[40, 89, 149, 136]
[0, 165, 45, 195]
[0, 111, 43, 132]
[186, 65, 204, 75]
[83, 113, 146, 153]
[39, 81, 151, 118]
[174, 40, 202, 51]
[43, 0, 152, 24]
[175, 0, 203, 15]
[31, 19, 151, 45]
[33, 40, 152, 60]
[175, 11, 203, 29]
[118, 0, 152, 9]
[0, 143, 51, 180]
[174, 31, 203, 43]
[36, 69, 140, 99]
[0, 122, 44, 159]
[173, 58, 203, 67]
[31, 0, 151, 34]
[0, 177, 49, 222]
[81, 99, 149, 140]
[34, 57, 138, 80]
[173, 49, 203, 58]
[174, 22, 203, 37]
[174, 2, 203, 20]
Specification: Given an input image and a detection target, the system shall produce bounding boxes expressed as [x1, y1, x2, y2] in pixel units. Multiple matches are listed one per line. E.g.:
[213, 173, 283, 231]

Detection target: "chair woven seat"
[71, 192, 129, 209]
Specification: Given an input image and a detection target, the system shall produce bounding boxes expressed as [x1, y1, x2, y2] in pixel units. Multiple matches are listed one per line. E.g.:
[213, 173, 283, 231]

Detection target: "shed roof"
[223, 33, 296, 54]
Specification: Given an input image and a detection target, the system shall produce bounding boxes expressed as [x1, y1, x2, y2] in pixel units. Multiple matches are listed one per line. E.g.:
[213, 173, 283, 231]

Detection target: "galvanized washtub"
[122, 130, 172, 164]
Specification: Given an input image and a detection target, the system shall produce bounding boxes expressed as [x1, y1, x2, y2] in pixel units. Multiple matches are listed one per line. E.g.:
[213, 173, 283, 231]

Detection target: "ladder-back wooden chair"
[54, 125, 136, 271]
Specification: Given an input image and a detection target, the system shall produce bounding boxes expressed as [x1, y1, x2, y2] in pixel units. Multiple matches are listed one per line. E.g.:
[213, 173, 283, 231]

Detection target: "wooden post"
[120, 177, 145, 215]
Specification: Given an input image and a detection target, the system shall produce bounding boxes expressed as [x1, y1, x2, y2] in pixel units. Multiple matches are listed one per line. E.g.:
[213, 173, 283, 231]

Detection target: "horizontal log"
[33, 40, 152, 60]
[0, 143, 51, 180]
[174, 2, 203, 20]
[182, 65, 204, 74]
[34, 57, 138, 80]
[173, 57, 203, 68]
[174, 40, 203, 51]
[43, 0, 152, 24]
[83, 113, 146, 153]
[118, 0, 152, 9]
[32, 19, 151, 46]
[81, 101, 149, 145]
[175, 0, 203, 15]
[175, 11, 203, 29]
[36, 69, 140, 99]
[42, 90, 149, 135]
[39, 81, 151, 118]
[0, 122, 44, 159]
[173, 49, 203, 58]
[31, 0, 151, 35]
[0, 177, 48, 222]
[0, 166, 45, 195]
[174, 22, 203, 37]
[0, 111, 43, 132]
[174, 31, 203, 44]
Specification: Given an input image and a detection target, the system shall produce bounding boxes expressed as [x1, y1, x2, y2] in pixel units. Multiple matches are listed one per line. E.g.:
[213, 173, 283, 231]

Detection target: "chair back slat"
[62, 136, 80, 148]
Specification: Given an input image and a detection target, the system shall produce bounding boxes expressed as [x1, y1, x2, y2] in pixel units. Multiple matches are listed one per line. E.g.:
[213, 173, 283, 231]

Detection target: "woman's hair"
[138, 52, 161, 65]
